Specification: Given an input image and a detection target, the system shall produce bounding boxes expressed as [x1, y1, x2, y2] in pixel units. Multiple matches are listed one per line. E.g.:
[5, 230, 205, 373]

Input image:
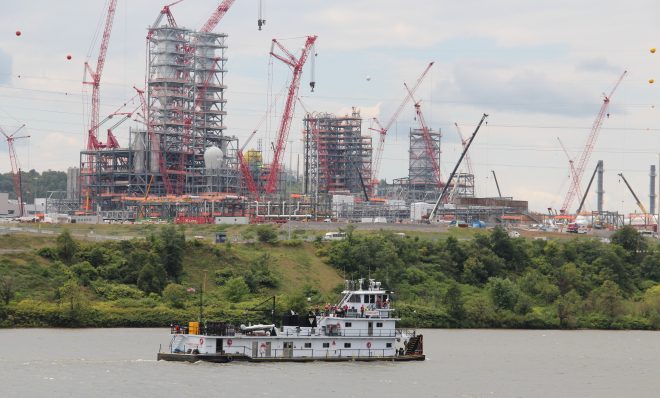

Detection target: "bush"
[163, 283, 188, 309]
[255, 226, 278, 244]
[224, 277, 250, 302]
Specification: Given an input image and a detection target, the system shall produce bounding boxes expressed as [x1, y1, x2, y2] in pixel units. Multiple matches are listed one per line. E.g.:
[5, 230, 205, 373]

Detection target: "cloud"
[0, 49, 10, 84]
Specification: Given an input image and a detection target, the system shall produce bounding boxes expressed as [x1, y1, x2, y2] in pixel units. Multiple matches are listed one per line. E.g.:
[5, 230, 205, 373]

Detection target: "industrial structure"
[303, 109, 372, 196]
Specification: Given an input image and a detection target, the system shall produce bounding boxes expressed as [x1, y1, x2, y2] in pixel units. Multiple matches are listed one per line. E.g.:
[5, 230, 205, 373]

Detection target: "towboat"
[157, 278, 425, 363]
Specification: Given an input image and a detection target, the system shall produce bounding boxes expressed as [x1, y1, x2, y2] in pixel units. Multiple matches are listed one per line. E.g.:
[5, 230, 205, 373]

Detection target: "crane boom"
[200, 0, 236, 33]
[1, 125, 28, 217]
[404, 83, 441, 187]
[618, 172, 649, 215]
[264, 35, 317, 194]
[561, 71, 627, 213]
[370, 62, 434, 190]
[83, 0, 118, 149]
[430, 114, 488, 219]
[454, 123, 474, 176]
[557, 137, 583, 205]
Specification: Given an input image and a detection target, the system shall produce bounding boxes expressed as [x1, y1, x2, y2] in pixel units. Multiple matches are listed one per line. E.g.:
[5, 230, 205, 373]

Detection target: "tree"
[443, 283, 465, 322]
[163, 283, 187, 309]
[589, 280, 624, 318]
[256, 225, 278, 244]
[487, 277, 519, 311]
[0, 276, 15, 305]
[158, 226, 185, 281]
[56, 230, 78, 264]
[611, 225, 647, 262]
[70, 261, 98, 286]
[137, 261, 167, 294]
[58, 279, 88, 322]
[556, 290, 582, 328]
[224, 276, 250, 302]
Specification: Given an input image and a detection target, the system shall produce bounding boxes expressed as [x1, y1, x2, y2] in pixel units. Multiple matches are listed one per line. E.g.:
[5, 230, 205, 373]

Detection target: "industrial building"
[303, 109, 372, 197]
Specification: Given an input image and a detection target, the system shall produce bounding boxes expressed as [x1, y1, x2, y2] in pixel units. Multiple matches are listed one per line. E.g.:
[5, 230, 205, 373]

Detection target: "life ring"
[331, 340, 336, 346]
[366, 341, 372, 349]
[227, 339, 233, 346]
[199, 337, 204, 345]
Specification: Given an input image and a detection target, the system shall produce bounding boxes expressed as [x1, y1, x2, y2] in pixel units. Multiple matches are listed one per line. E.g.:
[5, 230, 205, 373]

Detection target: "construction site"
[1, 1, 658, 235]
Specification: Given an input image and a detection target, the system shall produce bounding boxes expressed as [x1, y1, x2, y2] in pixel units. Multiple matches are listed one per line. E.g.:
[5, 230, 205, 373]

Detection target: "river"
[0, 328, 658, 397]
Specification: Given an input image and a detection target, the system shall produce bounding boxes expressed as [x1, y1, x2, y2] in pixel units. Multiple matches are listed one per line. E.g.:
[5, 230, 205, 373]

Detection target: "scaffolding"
[303, 109, 372, 196]
[407, 127, 441, 202]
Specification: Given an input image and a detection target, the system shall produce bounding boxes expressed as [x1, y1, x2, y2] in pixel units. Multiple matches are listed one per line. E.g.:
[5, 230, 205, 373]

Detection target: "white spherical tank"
[204, 146, 224, 170]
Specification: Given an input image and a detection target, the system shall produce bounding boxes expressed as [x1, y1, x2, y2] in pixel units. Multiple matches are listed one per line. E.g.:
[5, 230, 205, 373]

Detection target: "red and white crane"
[264, 35, 317, 194]
[0, 125, 29, 217]
[454, 123, 474, 176]
[147, 0, 184, 39]
[83, 0, 118, 151]
[557, 136, 584, 210]
[369, 62, 434, 193]
[560, 70, 627, 213]
[237, 130, 258, 195]
[404, 83, 442, 187]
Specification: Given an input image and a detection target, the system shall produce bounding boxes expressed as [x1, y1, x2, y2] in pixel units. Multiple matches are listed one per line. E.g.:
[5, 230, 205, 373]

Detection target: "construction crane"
[576, 162, 601, 214]
[557, 136, 584, 206]
[491, 170, 502, 198]
[200, 0, 236, 33]
[430, 114, 488, 219]
[264, 35, 317, 194]
[404, 82, 441, 187]
[0, 125, 29, 217]
[237, 131, 258, 195]
[370, 62, 434, 193]
[147, 0, 184, 39]
[560, 71, 627, 213]
[618, 172, 651, 216]
[83, 0, 118, 151]
[454, 123, 474, 176]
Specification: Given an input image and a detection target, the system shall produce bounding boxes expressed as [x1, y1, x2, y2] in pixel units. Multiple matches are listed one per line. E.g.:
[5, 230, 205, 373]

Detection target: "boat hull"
[157, 352, 425, 363]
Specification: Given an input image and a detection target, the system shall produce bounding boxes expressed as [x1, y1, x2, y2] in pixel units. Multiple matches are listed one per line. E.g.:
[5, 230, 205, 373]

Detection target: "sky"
[1, 0, 660, 214]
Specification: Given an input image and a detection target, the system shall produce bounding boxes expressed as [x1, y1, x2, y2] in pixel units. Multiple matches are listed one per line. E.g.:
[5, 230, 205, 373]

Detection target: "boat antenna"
[199, 271, 207, 325]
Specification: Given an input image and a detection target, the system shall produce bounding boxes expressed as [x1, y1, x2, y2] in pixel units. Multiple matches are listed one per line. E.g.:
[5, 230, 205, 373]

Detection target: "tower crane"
[264, 35, 317, 194]
[369, 62, 434, 194]
[454, 123, 474, 176]
[560, 71, 627, 213]
[404, 83, 441, 187]
[0, 125, 29, 217]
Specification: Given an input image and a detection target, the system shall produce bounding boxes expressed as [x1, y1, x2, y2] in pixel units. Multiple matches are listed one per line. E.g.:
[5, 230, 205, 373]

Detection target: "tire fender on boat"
[227, 338, 233, 346]
[199, 337, 204, 346]
[366, 341, 372, 349]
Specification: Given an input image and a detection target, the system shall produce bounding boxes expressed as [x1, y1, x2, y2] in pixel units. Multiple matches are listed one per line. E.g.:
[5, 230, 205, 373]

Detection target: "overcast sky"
[1, 0, 660, 214]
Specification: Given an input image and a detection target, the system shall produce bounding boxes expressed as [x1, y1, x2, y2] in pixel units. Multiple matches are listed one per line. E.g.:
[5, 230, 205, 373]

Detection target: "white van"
[323, 232, 347, 241]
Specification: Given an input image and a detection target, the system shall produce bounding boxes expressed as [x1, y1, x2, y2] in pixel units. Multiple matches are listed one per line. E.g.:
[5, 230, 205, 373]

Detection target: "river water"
[0, 328, 658, 397]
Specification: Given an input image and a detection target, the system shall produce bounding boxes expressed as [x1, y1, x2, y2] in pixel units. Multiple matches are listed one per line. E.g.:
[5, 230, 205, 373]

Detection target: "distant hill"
[0, 169, 67, 199]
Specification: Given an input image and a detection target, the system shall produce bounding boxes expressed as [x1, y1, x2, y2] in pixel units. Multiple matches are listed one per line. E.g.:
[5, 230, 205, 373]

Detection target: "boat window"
[349, 294, 360, 303]
[386, 343, 392, 348]
[376, 322, 383, 327]
[344, 343, 351, 348]
[345, 322, 352, 327]
[304, 342, 312, 348]
[323, 342, 330, 348]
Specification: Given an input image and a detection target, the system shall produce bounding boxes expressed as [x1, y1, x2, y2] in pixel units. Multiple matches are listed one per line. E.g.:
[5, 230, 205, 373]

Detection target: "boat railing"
[281, 328, 398, 338]
[395, 328, 417, 338]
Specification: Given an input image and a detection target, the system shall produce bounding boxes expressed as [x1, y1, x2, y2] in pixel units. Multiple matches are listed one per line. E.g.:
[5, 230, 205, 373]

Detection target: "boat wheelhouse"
[158, 279, 424, 363]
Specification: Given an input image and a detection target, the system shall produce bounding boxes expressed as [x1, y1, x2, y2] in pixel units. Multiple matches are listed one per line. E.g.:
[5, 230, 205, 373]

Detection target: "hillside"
[1, 224, 660, 329]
